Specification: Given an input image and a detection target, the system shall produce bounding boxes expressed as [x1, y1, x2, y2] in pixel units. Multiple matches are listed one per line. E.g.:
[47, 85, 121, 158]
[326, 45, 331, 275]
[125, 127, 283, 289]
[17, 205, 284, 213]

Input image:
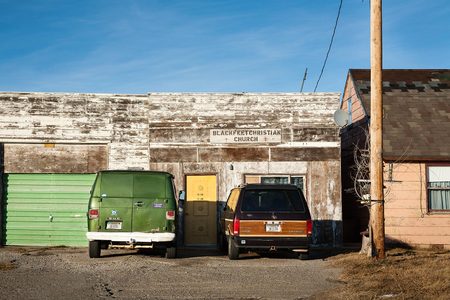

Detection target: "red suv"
[220, 184, 312, 260]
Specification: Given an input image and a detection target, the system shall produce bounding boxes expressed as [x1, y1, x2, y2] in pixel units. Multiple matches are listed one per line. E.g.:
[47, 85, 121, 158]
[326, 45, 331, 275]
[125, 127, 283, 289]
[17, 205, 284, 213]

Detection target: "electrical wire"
[314, 0, 343, 92]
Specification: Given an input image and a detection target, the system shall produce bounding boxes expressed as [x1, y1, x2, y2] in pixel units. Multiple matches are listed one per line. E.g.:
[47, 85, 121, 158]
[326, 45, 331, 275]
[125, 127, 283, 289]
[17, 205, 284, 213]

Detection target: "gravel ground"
[0, 246, 341, 300]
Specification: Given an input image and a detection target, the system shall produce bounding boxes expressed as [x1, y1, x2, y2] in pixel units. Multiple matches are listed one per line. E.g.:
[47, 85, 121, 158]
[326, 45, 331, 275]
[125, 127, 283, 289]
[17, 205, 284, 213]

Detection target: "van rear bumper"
[86, 232, 176, 243]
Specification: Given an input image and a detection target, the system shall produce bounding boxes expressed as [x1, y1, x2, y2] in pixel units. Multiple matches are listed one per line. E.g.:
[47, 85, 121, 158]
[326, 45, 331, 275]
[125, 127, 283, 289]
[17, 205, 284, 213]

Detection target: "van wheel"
[89, 240, 101, 258]
[165, 247, 177, 259]
[227, 237, 239, 260]
[298, 253, 309, 260]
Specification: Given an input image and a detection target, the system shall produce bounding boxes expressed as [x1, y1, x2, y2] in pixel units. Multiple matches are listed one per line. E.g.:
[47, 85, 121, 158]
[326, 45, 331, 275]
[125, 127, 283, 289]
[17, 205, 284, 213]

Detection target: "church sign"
[210, 128, 282, 144]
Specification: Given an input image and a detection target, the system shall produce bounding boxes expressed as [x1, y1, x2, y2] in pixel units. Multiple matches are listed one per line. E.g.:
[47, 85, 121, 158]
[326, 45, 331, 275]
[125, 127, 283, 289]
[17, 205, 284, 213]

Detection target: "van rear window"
[101, 173, 134, 198]
[241, 189, 305, 212]
[133, 173, 167, 198]
[99, 173, 168, 198]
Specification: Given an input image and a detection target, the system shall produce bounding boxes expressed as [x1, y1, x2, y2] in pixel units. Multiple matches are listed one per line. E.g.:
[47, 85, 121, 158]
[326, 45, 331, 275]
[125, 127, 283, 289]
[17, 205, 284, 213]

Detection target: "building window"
[245, 175, 305, 192]
[261, 176, 289, 185]
[225, 188, 240, 212]
[427, 166, 450, 211]
[290, 176, 304, 190]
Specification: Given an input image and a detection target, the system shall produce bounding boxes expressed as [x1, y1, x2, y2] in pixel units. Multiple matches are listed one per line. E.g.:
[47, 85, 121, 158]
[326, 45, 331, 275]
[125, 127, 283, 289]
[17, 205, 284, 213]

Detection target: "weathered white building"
[0, 92, 341, 247]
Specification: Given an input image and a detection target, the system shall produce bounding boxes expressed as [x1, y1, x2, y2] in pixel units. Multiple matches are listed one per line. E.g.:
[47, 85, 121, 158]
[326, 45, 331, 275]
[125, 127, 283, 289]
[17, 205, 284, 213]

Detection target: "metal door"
[3, 173, 95, 246]
[97, 173, 134, 233]
[184, 175, 217, 246]
[131, 172, 168, 232]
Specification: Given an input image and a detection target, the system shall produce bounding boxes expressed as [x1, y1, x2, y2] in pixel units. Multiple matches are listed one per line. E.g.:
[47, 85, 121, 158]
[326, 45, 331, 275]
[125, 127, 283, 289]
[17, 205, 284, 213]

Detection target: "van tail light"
[88, 209, 99, 220]
[306, 219, 313, 236]
[233, 217, 240, 235]
[166, 210, 175, 220]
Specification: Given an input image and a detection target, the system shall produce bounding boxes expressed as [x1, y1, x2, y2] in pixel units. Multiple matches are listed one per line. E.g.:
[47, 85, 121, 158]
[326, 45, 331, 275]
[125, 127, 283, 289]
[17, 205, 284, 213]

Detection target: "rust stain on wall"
[271, 148, 340, 161]
[4, 144, 108, 173]
[199, 148, 269, 162]
[150, 148, 197, 163]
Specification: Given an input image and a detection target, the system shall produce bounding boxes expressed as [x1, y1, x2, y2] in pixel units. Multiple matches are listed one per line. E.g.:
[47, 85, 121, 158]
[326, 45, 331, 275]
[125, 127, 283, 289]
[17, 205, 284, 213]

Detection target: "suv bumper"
[86, 232, 176, 243]
[233, 236, 311, 251]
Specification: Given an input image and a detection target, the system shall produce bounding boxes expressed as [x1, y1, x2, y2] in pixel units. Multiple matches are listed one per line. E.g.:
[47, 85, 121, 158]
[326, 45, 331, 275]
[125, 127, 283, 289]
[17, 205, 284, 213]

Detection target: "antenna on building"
[300, 67, 308, 92]
[333, 109, 349, 127]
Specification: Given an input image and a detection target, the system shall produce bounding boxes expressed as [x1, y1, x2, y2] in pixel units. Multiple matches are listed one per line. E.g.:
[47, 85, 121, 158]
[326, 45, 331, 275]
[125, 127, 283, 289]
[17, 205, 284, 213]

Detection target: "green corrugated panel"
[3, 174, 96, 247]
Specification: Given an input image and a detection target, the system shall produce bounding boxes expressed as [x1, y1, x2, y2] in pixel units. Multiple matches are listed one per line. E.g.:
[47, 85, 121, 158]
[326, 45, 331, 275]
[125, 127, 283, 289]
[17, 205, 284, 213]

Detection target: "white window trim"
[427, 165, 450, 213]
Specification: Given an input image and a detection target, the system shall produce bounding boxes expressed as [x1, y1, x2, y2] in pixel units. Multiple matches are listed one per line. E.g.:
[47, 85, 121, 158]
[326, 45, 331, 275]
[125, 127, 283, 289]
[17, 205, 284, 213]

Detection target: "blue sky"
[0, 0, 449, 94]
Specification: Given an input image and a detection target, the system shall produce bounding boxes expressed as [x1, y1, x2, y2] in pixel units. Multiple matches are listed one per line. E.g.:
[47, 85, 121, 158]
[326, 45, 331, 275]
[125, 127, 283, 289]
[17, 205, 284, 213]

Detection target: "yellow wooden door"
[185, 175, 217, 246]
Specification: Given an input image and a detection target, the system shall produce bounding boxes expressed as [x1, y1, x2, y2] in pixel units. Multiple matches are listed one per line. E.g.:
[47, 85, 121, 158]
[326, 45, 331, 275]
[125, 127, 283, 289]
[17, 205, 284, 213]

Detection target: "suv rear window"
[241, 189, 305, 212]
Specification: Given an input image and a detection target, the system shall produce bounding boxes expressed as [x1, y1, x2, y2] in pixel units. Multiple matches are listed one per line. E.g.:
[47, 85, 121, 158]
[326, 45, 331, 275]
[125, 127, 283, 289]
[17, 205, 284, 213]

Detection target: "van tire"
[165, 247, 177, 259]
[227, 237, 239, 260]
[89, 240, 101, 258]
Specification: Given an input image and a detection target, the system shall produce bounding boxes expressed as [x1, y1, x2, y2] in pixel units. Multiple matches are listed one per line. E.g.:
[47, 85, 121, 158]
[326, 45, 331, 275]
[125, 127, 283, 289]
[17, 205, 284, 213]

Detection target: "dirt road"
[0, 247, 340, 299]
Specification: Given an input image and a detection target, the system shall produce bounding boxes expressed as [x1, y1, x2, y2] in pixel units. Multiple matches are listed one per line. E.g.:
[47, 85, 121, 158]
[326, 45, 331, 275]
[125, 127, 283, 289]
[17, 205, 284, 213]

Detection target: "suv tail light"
[306, 219, 313, 236]
[166, 210, 175, 220]
[233, 216, 240, 235]
[88, 209, 99, 220]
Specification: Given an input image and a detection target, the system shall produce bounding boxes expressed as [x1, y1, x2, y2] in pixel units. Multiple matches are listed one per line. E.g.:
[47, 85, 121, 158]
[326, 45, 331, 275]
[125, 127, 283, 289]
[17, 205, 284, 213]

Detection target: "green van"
[86, 170, 177, 258]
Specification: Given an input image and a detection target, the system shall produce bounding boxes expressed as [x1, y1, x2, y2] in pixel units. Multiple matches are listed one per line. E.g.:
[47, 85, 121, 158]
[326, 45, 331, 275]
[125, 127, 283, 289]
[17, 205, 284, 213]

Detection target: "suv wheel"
[89, 240, 101, 258]
[298, 253, 309, 260]
[218, 232, 227, 253]
[165, 247, 177, 259]
[227, 237, 239, 260]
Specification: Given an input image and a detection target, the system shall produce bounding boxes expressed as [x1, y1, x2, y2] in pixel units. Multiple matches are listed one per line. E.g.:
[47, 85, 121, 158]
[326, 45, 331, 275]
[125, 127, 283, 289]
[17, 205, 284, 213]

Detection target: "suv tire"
[227, 237, 239, 260]
[165, 247, 177, 259]
[298, 253, 309, 260]
[218, 232, 227, 253]
[89, 240, 101, 258]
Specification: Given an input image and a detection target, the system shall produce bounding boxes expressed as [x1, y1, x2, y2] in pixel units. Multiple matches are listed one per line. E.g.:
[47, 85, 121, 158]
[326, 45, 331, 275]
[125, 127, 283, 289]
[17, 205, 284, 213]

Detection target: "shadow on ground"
[1, 244, 362, 260]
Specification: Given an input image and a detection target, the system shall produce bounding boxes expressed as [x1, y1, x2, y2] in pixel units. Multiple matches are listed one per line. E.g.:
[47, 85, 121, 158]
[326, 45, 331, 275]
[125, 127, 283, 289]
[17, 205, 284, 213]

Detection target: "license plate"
[265, 223, 281, 232]
[106, 221, 122, 230]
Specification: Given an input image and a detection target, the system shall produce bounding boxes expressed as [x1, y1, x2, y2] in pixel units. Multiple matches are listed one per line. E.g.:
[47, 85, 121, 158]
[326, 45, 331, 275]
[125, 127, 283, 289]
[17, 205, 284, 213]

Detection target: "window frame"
[244, 174, 306, 193]
[240, 189, 306, 213]
[426, 163, 450, 213]
[225, 188, 240, 213]
[347, 97, 353, 125]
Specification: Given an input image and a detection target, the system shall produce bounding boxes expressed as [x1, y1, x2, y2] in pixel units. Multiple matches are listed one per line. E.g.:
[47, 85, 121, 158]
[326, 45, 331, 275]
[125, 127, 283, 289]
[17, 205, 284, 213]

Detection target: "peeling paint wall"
[0, 92, 342, 245]
[0, 92, 149, 170]
[147, 93, 342, 246]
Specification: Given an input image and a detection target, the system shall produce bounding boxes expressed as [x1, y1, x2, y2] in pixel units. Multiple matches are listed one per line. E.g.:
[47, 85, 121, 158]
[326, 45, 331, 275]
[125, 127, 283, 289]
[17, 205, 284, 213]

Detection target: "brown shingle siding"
[348, 69, 450, 161]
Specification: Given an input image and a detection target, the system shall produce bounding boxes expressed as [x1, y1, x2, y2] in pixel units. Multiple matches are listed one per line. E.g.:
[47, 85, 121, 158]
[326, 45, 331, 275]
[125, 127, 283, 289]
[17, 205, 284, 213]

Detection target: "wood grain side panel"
[239, 220, 308, 237]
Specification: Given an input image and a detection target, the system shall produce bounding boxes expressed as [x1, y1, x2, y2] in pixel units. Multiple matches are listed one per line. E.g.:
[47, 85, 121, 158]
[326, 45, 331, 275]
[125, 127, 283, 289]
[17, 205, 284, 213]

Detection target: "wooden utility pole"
[370, 0, 385, 259]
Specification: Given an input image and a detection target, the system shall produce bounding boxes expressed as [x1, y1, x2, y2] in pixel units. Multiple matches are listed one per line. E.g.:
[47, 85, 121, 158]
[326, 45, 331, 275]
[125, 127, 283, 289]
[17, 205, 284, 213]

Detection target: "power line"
[314, 0, 343, 92]
[300, 67, 308, 92]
